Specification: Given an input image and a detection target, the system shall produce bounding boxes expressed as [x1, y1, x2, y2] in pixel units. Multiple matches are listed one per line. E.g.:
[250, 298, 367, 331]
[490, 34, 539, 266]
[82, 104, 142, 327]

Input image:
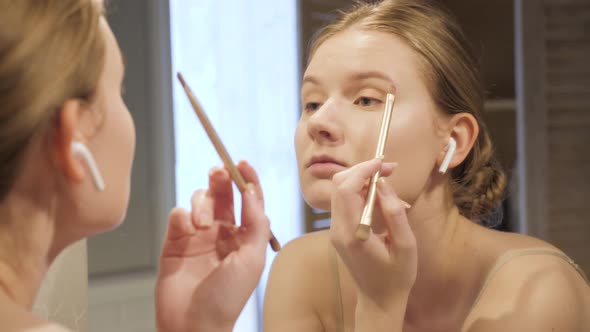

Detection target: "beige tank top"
[330, 247, 589, 332]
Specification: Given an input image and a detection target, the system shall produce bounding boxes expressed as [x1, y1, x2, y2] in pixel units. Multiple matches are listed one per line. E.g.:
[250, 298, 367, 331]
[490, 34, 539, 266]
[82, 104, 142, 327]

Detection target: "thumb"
[240, 184, 270, 249]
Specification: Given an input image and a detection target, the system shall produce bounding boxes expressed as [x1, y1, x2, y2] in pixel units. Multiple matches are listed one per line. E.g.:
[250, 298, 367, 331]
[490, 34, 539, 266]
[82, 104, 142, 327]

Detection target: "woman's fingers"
[237, 160, 264, 208]
[164, 207, 193, 241]
[376, 179, 416, 256]
[239, 187, 271, 252]
[209, 166, 235, 224]
[331, 159, 398, 242]
[190, 189, 214, 228]
[332, 158, 396, 192]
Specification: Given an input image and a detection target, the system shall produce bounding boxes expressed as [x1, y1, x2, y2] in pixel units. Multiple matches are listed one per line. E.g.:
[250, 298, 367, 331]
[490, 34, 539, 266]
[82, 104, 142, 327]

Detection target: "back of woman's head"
[0, 0, 105, 201]
[309, 0, 507, 224]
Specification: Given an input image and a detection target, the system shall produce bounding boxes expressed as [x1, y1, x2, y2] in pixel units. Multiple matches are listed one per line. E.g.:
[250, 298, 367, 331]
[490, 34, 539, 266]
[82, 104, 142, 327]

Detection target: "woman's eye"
[355, 96, 381, 107]
[304, 102, 321, 112]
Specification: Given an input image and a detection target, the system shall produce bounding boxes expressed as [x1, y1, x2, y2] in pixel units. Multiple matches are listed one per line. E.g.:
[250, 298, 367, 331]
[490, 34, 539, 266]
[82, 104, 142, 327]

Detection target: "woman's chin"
[302, 192, 332, 212]
[91, 202, 129, 235]
[300, 178, 334, 211]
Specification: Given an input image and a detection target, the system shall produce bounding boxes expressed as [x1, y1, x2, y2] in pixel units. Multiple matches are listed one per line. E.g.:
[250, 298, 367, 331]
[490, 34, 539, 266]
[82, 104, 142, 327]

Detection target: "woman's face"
[295, 28, 447, 211]
[60, 18, 136, 237]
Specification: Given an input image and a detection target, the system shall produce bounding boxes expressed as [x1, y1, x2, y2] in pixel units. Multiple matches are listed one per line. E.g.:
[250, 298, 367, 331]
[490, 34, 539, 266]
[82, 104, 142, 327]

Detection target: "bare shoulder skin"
[23, 324, 71, 332]
[462, 228, 590, 332]
[264, 230, 335, 332]
[0, 302, 71, 332]
[264, 225, 589, 332]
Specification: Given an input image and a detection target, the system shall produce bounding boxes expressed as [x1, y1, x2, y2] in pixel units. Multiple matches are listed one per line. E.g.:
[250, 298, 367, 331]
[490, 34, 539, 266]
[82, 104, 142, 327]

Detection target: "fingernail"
[377, 179, 391, 194]
[246, 183, 257, 196]
[400, 200, 412, 209]
[209, 166, 223, 177]
[196, 194, 212, 227]
[383, 161, 399, 169]
[200, 212, 212, 227]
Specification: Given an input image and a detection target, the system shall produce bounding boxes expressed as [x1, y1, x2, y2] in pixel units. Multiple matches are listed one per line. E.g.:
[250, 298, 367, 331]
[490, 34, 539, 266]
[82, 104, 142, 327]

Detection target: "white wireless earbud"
[71, 141, 105, 191]
[438, 137, 456, 174]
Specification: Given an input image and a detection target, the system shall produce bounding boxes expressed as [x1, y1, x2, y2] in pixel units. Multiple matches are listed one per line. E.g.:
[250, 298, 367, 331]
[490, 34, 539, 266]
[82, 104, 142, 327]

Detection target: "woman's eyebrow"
[302, 75, 321, 87]
[302, 70, 397, 92]
[347, 70, 397, 91]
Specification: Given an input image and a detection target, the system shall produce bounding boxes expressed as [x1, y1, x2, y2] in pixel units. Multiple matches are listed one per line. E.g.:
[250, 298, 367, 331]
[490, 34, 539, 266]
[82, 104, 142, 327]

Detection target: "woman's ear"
[52, 99, 85, 184]
[437, 113, 479, 173]
[71, 141, 105, 191]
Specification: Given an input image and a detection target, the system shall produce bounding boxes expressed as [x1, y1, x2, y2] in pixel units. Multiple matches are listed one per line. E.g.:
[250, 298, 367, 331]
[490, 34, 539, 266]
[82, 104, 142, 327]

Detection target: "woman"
[0, 1, 270, 331]
[264, 1, 590, 331]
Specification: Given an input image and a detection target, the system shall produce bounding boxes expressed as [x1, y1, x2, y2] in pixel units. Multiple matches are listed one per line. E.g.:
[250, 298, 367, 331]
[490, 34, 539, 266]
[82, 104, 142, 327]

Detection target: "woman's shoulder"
[268, 229, 333, 280]
[0, 306, 71, 332]
[475, 222, 558, 250]
[278, 229, 332, 257]
[475, 226, 586, 293]
[263, 230, 336, 331]
[22, 324, 71, 332]
[463, 226, 590, 330]
[469, 222, 565, 265]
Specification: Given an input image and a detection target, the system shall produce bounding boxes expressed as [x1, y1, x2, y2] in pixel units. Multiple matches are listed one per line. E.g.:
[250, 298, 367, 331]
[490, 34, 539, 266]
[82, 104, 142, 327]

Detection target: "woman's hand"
[155, 161, 270, 332]
[329, 158, 418, 329]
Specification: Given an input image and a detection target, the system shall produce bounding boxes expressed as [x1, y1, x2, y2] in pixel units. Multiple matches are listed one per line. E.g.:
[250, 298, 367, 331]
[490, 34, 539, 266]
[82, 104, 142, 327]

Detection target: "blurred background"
[54, 0, 589, 331]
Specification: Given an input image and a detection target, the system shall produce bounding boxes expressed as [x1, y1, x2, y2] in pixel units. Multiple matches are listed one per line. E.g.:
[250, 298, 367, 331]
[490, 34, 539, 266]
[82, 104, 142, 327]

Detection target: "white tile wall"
[89, 274, 157, 332]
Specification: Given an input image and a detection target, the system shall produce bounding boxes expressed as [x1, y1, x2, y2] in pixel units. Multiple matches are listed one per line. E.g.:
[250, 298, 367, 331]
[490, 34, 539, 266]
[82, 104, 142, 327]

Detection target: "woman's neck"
[402, 184, 484, 323]
[0, 192, 57, 309]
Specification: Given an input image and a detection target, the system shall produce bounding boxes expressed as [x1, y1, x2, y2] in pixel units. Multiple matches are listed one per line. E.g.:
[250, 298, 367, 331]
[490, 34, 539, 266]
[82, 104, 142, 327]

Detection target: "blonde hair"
[309, 0, 506, 223]
[0, 0, 105, 200]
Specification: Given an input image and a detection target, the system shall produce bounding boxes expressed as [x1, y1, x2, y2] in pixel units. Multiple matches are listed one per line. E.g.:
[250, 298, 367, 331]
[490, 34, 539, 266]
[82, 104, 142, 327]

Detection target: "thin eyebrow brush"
[177, 72, 281, 252]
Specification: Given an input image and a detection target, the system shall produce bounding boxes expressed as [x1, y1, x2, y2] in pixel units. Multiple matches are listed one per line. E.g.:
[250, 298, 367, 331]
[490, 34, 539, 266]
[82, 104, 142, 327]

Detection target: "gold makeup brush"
[355, 93, 396, 241]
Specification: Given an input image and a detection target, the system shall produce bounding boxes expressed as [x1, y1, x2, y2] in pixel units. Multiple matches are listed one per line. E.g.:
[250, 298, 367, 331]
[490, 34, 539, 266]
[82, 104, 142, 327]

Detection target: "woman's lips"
[307, 162, 346, 178]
